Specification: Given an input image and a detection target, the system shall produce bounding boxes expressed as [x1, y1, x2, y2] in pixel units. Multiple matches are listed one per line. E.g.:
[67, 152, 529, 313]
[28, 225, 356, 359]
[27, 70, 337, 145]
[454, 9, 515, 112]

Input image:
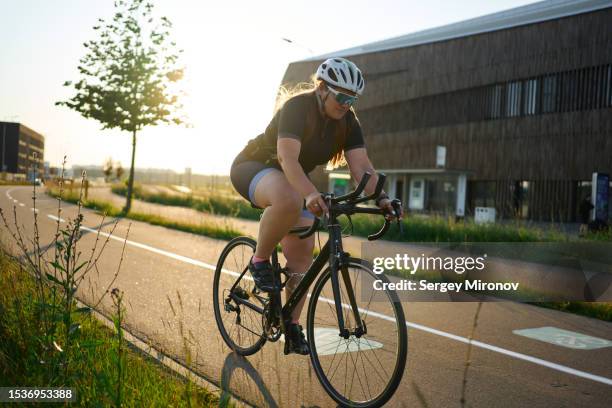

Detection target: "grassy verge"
[0, 250, 219, 406]
[73, 186, 612, 321]
[47, 188, 246, 241]
[112, 184, 262, 221]
[584, 229, 612, 241]
[343, 213, 574, 242]
[0, 180, 35, 186]
[532, 301, 612, 321]
[110, 184, 596, 243]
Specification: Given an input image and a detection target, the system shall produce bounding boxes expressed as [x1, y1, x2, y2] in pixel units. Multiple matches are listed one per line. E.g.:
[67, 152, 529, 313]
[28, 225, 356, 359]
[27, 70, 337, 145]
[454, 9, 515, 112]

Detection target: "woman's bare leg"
[280, 217, 315, 323]
[252, 170, 303, 259]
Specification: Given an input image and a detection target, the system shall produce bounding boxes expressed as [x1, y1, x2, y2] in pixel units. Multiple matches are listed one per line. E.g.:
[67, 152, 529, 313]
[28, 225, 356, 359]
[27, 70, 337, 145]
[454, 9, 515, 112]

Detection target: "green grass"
[532, 301, 612, 321]
[0, 180, 34, 186]
[0, 250, 219, 406]
[110, 184, 591, 243]
[127, 212, 243, 241]
[112, 184, 262, 221]
[52, 187, 611, 321]
[342, 213, 572, 243]
[584, 228, 612, 241]
[47, 189, 246, 241]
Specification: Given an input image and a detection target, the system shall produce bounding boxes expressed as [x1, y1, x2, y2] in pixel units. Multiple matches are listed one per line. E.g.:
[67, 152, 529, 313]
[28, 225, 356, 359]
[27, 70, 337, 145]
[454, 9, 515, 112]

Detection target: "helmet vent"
[328, 69, 338, 82]
[315, 57, 364, 95]
[348, 67, 354, 82]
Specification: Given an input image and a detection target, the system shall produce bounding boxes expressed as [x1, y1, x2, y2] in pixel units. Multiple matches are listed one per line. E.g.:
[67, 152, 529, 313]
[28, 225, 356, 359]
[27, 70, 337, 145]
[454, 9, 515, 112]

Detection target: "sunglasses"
[327, 86, 358, 106]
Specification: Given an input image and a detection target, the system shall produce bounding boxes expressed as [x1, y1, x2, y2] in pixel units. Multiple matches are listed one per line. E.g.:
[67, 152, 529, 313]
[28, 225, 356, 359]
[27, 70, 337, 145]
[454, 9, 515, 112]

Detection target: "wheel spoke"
[214, 239, 265, 355]
[357, 340, 374, 401]
[328, 340, 351, 384]
[308, 262, 407, 406]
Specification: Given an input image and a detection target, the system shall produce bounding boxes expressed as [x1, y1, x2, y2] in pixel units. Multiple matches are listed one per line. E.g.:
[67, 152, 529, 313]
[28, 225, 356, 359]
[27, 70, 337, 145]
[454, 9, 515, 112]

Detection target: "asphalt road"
[1, 185, 611, 407]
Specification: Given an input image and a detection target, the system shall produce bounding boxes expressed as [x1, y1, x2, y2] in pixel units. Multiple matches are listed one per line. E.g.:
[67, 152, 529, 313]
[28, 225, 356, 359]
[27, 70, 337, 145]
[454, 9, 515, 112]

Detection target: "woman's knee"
[282, 236, 315, 267]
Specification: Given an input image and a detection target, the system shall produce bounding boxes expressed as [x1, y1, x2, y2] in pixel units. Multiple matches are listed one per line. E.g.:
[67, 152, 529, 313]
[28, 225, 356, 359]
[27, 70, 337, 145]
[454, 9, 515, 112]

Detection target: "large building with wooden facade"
[280, 0, 612, 222]
[0, 121, 45, 180]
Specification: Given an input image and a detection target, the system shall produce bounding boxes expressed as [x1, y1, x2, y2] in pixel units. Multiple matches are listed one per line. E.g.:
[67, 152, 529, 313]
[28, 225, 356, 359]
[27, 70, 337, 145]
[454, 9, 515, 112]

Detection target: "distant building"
[281, 0, 612, 222]
[0, 121, 45, 180]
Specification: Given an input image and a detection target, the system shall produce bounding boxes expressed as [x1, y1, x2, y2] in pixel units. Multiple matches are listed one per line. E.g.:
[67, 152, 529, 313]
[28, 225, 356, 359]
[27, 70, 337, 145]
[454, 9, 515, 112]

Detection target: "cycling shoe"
[248, 259, 278, 293]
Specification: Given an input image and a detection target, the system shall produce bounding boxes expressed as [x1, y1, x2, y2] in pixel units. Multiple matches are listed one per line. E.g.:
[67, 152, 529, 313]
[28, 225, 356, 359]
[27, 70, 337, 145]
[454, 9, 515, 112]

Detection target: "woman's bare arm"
[345, 147, 381, 196]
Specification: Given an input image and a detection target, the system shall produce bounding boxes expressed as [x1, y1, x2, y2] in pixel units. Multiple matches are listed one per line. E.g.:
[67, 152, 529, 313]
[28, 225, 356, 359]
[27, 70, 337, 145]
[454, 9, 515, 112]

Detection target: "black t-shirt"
[236, 92, 365, 174]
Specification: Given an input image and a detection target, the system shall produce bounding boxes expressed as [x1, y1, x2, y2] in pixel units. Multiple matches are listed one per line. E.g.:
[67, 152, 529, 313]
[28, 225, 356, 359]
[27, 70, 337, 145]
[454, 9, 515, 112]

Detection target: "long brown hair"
[275, 76, 353, 169]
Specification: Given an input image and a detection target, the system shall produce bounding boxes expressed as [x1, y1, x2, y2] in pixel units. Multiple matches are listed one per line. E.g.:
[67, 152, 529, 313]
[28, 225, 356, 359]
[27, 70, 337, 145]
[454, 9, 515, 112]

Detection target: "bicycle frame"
[278, 212, 365, 339]
[228, 172, 394, 340]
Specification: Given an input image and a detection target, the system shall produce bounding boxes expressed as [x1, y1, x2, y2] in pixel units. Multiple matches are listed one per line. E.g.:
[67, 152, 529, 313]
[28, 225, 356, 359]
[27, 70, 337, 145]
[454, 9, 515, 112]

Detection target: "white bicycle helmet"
[316, 57, 365, 95]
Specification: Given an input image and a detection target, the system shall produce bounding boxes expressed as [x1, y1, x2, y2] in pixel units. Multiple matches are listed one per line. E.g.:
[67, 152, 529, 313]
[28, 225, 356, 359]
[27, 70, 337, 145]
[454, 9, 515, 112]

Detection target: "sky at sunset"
[0, 0, 537, 174]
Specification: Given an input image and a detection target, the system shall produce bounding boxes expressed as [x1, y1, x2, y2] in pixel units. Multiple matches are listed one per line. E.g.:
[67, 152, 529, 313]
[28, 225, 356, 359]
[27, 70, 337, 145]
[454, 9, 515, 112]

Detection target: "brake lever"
[391, 199, 403, 234]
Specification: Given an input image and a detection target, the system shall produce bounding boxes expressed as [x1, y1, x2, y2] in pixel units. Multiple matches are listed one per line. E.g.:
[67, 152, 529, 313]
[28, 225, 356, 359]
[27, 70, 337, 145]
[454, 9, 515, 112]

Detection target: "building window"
[488, 85, 503, 119]
[607, 65, 612, 107]
[542, 75, 557, 113]
[506, 81, 522, 117]
[519, 181, 530, 219]
[561, 70, 575, 112]
[523, 79, 538, 115]
[362, 63, 612, 133]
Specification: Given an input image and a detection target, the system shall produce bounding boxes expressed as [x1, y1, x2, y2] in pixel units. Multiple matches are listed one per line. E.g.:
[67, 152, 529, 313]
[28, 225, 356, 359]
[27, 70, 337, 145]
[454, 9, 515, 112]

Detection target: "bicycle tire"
[306, 258, 408, 408]
[213, 236, 267, 356]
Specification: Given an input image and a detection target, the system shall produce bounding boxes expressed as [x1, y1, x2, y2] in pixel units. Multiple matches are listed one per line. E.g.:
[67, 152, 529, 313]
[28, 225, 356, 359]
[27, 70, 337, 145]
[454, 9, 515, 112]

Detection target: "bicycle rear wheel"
[307, 258, 407, 408]
[213, 237, 267, 356]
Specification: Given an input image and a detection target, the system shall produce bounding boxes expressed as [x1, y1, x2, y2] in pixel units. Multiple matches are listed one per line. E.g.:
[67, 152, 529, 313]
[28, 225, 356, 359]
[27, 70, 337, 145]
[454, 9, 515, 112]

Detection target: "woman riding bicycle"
[230, 57, 401, 355]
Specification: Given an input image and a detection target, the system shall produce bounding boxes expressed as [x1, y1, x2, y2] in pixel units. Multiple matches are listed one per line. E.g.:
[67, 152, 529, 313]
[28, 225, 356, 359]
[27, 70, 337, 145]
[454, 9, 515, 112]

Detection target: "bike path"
[1, 186, 610, 407]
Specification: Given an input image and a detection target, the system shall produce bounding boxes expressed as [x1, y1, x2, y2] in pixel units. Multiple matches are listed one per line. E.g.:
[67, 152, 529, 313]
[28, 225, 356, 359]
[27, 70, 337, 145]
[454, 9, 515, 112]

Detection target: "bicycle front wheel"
[213, 237, 266, 356]
[307, 258, 407, 408]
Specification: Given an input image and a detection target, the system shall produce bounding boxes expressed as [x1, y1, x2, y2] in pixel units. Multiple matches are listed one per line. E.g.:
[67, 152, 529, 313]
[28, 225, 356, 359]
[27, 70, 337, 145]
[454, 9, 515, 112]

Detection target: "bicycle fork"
[328, 223, 366, 339]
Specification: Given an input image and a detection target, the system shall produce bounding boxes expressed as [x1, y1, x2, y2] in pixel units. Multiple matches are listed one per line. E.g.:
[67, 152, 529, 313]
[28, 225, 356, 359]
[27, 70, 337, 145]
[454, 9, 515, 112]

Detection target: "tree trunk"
[123, 130, 137, 214]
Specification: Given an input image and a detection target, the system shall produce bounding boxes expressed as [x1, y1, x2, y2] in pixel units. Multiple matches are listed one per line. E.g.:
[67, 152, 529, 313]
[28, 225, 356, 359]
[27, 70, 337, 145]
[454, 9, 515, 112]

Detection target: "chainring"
[262, 302, 282, 341]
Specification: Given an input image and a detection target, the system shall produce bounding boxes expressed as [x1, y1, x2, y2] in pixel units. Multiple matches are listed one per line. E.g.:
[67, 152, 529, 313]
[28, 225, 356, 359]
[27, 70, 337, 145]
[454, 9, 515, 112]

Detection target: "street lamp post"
[281, 37, 315, 56]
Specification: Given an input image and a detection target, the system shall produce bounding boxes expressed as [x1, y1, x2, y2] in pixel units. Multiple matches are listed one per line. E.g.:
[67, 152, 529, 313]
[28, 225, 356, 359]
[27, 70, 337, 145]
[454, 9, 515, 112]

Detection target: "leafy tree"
[57, 0, 186, 213]
[115, 161, 125, 181]
[103, 157, 114, 182]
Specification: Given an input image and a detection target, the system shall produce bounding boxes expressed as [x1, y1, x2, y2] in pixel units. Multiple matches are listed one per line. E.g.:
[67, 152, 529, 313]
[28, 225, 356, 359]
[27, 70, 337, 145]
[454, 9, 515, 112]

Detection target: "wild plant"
[0, 157, 128, 387]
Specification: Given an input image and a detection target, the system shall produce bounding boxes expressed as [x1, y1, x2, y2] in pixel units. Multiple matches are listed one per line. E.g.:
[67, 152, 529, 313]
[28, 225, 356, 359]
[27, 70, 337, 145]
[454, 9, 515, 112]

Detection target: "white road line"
[321, 296, 612, 387]
[47, 214, 66, 223]
[79, 224, 219, 270]
[19, 203, 25, 207]
[31, 208, 39, 213]
[7, 185, 612, 386]
[55, 219, 612, 387]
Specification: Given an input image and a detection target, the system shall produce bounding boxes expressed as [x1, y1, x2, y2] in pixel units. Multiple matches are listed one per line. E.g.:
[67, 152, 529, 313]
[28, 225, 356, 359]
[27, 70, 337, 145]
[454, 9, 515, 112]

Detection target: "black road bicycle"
[213, 173, 408, 407]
